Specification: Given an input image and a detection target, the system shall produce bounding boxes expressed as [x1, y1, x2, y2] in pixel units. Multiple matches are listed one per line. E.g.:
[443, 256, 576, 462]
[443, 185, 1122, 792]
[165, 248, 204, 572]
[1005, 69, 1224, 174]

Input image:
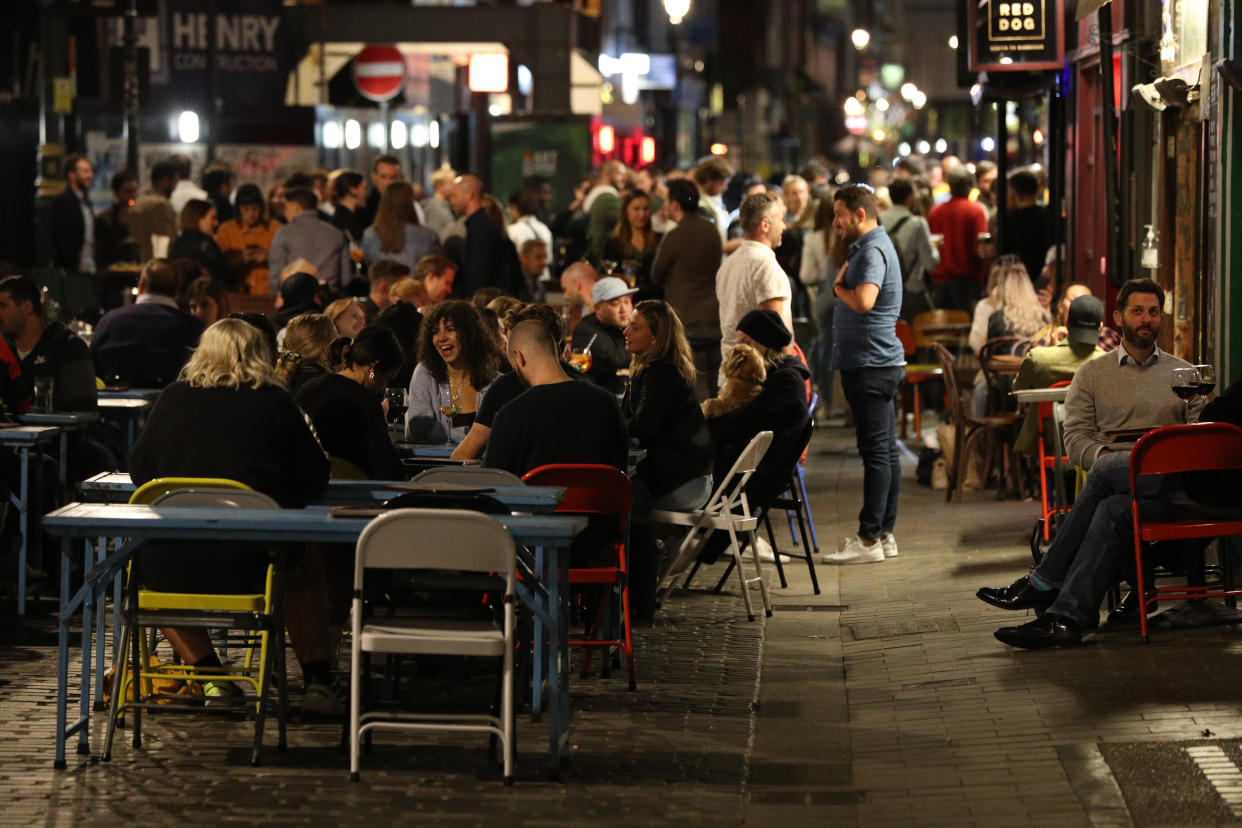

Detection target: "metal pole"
[122, 0, 140, 171]
[380, 100, 390, 153]
[207, 0, 218, 162]
[996, 101, 1008, 253]
[1050, 71, 1064, 291]
[1098, 5, 1121, 286]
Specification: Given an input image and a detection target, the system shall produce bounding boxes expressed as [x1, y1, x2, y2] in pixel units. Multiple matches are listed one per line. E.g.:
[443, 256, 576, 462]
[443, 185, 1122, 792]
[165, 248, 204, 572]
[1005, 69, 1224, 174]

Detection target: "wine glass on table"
[1171, 366, 1201, 422]
[1193, 364, 1216, 399]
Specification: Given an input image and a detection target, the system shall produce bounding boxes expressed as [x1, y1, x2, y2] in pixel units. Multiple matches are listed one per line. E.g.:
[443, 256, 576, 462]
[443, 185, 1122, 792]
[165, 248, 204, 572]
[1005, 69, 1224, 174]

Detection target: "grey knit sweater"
[1063, 345, 1205, 469]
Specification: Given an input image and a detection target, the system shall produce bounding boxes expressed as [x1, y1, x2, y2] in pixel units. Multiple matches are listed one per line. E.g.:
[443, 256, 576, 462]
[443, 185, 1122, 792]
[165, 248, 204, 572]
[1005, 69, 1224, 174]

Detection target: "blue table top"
[0, 424, 61, 445]
[98, 388, 162, 402]
[44, 502, 585, 547]
[19, 412, 101, 428]
[393, 442, 457, 458]
[78, 473, 566, 512]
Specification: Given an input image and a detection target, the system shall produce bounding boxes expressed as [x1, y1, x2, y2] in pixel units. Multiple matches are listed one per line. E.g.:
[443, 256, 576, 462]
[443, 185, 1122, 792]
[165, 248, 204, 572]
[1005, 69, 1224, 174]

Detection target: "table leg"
[55, 538, 70, 769]
[15, 447, 28, 615]
[79, 539, 93, 754]
[58, 431, 68, 493]
[531, 546, 544, 719]
[556, 547, 570, 766]
[94, 539, 109, 710]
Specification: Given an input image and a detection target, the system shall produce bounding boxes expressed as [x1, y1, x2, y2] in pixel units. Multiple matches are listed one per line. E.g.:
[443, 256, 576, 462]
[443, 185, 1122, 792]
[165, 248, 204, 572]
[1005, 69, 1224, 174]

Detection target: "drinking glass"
[33, 378, 54, 413]
[570, 348, 593, 372]
[1170, 366, 1200, 422]
[1193, 364, 1216, 398]
[384, 388, 408, 424]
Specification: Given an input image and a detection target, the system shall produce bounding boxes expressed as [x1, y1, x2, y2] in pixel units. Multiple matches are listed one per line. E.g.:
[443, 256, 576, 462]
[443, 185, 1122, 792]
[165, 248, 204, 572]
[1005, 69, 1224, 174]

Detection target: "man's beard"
[1121, 319, 1158, 350]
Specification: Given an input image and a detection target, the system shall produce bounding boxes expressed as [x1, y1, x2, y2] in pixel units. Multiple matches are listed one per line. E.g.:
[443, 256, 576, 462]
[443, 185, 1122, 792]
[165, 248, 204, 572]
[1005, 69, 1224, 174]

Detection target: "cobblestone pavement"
[6, 423, 1242, 825]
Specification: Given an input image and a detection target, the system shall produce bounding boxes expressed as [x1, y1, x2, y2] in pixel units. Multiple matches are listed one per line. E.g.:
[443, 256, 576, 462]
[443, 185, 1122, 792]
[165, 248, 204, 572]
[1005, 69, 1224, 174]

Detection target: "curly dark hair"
[417, 299, 497, 388]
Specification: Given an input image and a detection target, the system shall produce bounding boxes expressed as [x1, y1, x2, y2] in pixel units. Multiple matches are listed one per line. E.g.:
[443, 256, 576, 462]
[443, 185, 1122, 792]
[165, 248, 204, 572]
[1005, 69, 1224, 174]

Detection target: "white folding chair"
[651, 431, 775, 621]
[349, 508, 517, 784]
[411, 467, 526, 487]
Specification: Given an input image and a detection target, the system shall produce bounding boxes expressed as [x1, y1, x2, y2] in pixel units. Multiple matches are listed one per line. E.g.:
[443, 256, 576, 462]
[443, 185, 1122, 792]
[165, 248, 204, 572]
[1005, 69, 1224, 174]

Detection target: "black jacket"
[170, 228, 235, 288]
[456, 208, 530, 300]
[295, 372, 404, 480]
[624, 358, 713, 497]
[50, 187, 89, 272]
[11, 322, 97, 412]
[708, 354, 811, 503]
[91, 300, 203, 387]
[130, 382, 329, 508]
[571, 313, 628, 395]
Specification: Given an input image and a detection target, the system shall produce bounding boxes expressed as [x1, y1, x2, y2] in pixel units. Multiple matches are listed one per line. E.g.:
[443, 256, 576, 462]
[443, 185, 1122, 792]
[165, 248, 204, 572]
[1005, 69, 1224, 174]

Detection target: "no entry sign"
[353, 44, 406, 102]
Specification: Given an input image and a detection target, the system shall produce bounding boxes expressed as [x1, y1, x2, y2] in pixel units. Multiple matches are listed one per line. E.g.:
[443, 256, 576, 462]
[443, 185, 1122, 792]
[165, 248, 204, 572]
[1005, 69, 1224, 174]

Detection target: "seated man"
[92, 259, 204, 387]
[1010, 295, 1107, 456]
[0, 275, 97, 412]
[484, 320, 627, 477]
[570, 276, 635, 395]
[977, 278, 1205, 648]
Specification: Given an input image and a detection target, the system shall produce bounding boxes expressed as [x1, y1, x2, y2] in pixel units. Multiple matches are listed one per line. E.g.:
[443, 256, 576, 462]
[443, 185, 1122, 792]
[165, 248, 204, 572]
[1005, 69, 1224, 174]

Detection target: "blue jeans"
[1033, 451, 1132, 590]
[840, 365, 904, 540]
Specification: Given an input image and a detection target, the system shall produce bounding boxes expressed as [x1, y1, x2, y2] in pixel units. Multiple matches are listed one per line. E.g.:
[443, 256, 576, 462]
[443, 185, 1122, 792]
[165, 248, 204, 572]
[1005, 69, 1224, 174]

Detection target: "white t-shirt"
[715, 239, 793, 372]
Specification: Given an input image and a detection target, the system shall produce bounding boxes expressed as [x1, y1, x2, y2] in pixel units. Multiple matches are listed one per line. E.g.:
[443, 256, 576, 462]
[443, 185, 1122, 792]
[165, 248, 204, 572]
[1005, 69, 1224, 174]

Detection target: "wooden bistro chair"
[912, 309, 971, 351]
[652, 431, 774, 621]
[1129, 423, 1242, 642]
[933, 344, 1020, 503]
[896, 319, 943, 441]
[522, 464, 637, 691]
[349, 509, 517, 783]
[104, 478, 287, 768]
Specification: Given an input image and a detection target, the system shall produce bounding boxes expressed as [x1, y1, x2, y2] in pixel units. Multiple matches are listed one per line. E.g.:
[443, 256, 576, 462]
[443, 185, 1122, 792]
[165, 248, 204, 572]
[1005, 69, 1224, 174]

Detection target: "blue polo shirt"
[831, 226, 905, 371]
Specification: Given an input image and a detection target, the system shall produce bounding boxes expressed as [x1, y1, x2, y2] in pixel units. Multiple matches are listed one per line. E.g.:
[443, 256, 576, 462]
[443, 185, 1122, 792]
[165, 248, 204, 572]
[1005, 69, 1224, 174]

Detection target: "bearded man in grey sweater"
[975, 278, 1203, 649]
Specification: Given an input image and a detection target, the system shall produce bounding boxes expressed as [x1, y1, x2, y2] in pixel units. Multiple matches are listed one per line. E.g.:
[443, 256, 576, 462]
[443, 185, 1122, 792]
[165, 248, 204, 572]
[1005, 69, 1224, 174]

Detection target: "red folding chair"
[1036, 380, 1073, 540]
[1130, 422, 1242, 641]
[521, 464, 636, 690]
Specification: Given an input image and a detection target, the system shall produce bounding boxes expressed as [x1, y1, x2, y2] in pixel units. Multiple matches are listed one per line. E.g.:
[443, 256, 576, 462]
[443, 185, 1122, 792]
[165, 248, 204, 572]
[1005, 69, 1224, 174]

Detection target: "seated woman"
[362, 181, 441, 270]
[405, 299, 498, 444]
[272, 267, 326, 337]
[295, 326, 405, 480]
[623, 299, 714, 621]
[169, 198, 234, 288]
[324, 297, 366, 339]
[128, 318, 336, 712]
[276, 312, 340, 395]
[215, 183, 279, 295]
[186, 275, 229, 327]
[704, 309, 810, 518]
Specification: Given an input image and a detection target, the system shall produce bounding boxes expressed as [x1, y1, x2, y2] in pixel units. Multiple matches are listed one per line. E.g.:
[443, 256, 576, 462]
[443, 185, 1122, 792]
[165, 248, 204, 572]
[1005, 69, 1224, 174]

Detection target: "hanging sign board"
[968, 0, 1065, 72]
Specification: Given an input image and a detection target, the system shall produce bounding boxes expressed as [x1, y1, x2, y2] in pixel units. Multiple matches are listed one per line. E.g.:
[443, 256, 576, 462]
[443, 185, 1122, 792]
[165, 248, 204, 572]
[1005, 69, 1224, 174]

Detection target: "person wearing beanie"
[821, 184, 906, 565]
[736, 308, 792, 351]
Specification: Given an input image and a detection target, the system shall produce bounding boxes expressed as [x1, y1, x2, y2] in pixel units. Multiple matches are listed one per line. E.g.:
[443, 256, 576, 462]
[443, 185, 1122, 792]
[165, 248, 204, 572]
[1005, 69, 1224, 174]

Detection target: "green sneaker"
[302, 679, 346, 717]
[202, 680, 245, 708]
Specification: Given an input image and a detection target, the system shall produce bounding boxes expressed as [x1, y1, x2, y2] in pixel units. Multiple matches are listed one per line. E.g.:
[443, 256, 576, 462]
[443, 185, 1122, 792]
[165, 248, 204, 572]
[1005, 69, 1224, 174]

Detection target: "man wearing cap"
[714, 192, 792, 386]
[1010, 295, 1108, 456]
[820, 184, 906, 565]
[570, 275, 636, 395]
[978, 278, 1206, 649]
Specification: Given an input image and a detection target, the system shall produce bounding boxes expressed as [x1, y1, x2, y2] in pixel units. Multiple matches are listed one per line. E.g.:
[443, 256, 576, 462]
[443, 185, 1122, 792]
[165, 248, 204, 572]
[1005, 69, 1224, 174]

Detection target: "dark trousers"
[840, 365, 904, 539]
[689, 337, 721, 402]
[931, 278, 981, 313]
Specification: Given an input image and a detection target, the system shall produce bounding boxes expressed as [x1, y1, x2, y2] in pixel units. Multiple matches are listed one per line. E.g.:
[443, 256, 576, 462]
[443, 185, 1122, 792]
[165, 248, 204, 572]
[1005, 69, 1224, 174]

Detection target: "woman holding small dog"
[623, 299, 714, 622]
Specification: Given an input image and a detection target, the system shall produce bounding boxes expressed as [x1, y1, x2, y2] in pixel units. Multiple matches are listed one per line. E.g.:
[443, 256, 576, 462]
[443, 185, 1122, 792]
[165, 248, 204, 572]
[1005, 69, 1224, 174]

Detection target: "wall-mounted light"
[851, 29, 871, 50]
[390, 121, 408, 150]
[345, 119, 361, 150]
[177, 111, 200, 144]
[323, 121, 343, 149]
[468, 54, 508, 93]
[664, 0, 690, 25]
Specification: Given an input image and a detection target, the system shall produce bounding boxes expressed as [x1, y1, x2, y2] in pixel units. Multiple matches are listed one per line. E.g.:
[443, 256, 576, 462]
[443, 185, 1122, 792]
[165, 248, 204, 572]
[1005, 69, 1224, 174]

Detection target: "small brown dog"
[702, 343, 766, 418]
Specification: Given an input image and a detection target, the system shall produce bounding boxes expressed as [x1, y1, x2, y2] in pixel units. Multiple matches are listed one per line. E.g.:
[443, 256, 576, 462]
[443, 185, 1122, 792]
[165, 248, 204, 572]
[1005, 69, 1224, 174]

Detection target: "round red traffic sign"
[353, 44, 406, 102]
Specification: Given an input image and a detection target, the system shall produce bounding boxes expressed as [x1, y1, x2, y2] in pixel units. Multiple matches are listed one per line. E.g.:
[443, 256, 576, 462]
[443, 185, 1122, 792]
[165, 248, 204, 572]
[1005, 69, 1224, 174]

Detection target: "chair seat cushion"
[138, 589, 265, 612]
[1140, 520, 1242, 542]
[360, 618, 505, 656]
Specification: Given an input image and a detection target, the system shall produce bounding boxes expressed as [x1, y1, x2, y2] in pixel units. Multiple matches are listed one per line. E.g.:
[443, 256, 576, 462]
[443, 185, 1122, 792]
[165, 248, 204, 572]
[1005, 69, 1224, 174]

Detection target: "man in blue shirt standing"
[820, 184, 906, 565]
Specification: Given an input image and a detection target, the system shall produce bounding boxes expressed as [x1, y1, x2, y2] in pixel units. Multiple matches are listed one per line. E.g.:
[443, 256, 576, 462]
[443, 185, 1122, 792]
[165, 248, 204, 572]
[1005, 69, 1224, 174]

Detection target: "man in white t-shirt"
[714, 192, 793, 381]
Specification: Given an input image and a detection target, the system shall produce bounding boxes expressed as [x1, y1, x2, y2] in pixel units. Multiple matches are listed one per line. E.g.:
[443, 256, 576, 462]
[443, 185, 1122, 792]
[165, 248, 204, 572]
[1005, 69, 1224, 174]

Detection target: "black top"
[49, 187, 88, 272]
[332, 204, 367, 244]
[623, 358, 713, 497]
[708, 354, 811, 503]
[456, 208, 530, 300]
[285, 360, 330, 397]
[602, 236, 659, 290]
[91, 301, 203, 388]
[1001, 204, 1053, 287]
[372, 302, 423, 390]
[294, 372, 404, 480]
[571, 313, 628, 395]
[476, 360, 587, 429]
[483, 379, 628, 477]
[10, 322, 97, 412]
[169, 228, 235, 289]
[130, 382, 329, 507]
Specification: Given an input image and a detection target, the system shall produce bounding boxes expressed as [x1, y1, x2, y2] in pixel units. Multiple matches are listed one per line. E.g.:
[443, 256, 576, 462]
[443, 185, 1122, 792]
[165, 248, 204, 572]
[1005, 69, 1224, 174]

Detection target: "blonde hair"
[179, 318, 283, 390]
[324, 297, 359, 326]
[629, 300, 696, 384]
[994, 264, 1051, 337]
[276, 313, 339, 380]
[389, 278, 427, 306]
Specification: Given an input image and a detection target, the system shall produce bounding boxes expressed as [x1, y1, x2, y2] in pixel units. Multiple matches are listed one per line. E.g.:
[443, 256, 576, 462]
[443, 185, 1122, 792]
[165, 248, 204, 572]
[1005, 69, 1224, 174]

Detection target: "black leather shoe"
[1100, 591, 1157, 629]
[994, 614, 1083, 650]
[976, 576, 1058, 611]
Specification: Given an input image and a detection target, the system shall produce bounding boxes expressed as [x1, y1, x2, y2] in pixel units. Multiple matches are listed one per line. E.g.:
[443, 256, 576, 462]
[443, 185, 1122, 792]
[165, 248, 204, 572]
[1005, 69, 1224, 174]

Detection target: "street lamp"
[851, 28, 871, 50]
[664, 0, 690, 24]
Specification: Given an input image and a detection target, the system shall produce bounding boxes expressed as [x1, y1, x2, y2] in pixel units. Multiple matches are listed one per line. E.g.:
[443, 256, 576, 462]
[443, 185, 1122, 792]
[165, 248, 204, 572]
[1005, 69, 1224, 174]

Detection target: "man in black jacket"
[570, 276, 636, 395]
[447, 174, 528, 300]
[50, 155, 97, 274]
[0, 275, 97, 412]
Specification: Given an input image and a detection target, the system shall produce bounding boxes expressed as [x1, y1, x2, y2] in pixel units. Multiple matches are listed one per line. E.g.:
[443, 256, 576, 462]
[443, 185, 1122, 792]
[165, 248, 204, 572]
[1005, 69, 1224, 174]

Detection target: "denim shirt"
[831, 226, 905, 370]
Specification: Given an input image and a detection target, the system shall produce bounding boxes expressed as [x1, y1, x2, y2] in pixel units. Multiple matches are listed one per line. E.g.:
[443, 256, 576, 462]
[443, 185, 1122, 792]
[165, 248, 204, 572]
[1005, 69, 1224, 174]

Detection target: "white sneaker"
[819, 536, 886, 565]
[880, 533, 899, 558]
[751, 537, 776, 562]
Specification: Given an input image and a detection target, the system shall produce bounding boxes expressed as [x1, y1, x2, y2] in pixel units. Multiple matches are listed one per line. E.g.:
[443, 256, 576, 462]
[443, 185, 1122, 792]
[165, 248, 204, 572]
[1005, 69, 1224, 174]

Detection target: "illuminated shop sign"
[968, 0, 1065, 72]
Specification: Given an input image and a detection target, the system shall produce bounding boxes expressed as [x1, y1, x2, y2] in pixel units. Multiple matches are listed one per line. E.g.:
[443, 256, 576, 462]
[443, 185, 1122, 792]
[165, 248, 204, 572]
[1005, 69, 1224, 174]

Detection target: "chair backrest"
[1036, 379, 1073, 421]
[701, 430, 774, 517]
[151, 487, 280, 510]
[895, 320, 916, 357]
[130, 476, 251, 505]
[383, 491, 510, 515]
[355, 508, 515, 577]
[913, 309, 971, 349]
[412, 466, 526, 487]
[1130, 423, 1242, 486]
[522, 464, 632, 531]
[329, 456, 368, 480]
